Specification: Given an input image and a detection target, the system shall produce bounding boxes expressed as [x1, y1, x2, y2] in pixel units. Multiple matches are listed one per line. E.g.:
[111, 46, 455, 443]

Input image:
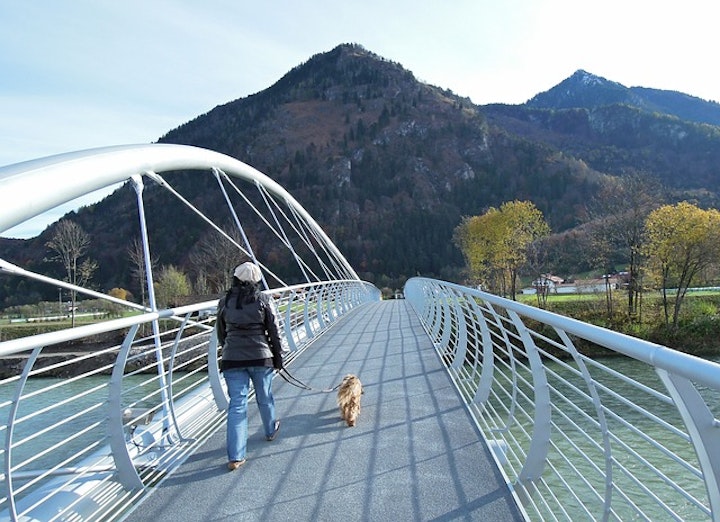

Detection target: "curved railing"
[0, 144, 381, 520]
[0, 279, 379, 521]
[405, 277, 720, 522]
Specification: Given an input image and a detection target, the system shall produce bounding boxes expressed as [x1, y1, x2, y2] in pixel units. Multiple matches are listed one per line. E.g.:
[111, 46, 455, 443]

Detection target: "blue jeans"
[223, 367, 277, 461]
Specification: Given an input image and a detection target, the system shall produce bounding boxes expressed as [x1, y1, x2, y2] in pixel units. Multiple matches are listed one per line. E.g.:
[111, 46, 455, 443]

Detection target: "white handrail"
[0, 144, 382, 521]
[0, 280, 379, 521]
[404, 277, 720, 521]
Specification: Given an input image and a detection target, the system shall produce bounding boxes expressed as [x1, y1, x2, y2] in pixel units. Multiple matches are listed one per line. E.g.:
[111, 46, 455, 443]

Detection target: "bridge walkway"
[122, 300, 524, 521]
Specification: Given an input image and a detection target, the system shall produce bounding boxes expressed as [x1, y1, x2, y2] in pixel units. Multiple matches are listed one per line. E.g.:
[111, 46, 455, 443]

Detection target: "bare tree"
[127, 237, 158, 308]
[587, 172, 663, 319]
[46, 220, 96, 326]
[586, 227, 615, 317]
[524, 237, 551, 308]
[188, 227, 249, 294]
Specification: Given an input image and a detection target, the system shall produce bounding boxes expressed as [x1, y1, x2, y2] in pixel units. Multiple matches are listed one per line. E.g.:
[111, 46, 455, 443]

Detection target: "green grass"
[0, 311, 141, 341]
[516, 289, 720, 356]
[518, 293, 606, 304]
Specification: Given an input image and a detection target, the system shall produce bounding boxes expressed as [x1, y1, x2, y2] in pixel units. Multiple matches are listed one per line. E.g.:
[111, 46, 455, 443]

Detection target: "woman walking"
[216, 262, 288, 470]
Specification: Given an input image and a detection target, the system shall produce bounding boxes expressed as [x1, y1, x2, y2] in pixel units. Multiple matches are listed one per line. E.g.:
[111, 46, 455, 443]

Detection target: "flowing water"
[505, 354, 720, 521]
[2, 356, 719, 520]
[0, 372, 206, 503]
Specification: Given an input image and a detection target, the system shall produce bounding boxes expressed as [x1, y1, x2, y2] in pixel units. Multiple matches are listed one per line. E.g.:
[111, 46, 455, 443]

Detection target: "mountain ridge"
[527, 68, 720, 126]
[3, 43, 720, 305]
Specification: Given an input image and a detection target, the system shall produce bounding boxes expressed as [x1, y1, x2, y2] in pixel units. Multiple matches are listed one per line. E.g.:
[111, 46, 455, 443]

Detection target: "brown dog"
[337, 374, 363, 427]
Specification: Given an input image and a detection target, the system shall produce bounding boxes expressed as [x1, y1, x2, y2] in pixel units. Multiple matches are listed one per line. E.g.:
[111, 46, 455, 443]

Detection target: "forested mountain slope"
[3, 44, 720, 305]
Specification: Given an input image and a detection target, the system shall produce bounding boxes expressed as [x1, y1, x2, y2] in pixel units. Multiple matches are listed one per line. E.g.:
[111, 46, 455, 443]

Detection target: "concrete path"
[122, 300, 525, 521]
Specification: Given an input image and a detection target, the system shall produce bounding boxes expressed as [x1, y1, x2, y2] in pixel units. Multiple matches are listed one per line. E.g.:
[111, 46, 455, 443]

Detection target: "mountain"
[153, 45, 608, 282]
[527, 69, 720, 126]
[3, 45, 720, 305]
[485, 73, 720, 200]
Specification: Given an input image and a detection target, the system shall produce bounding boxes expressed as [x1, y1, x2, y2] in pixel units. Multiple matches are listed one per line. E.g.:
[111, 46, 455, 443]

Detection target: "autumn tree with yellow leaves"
[454, 201, 550, 300]
[644, 202, 720, 328]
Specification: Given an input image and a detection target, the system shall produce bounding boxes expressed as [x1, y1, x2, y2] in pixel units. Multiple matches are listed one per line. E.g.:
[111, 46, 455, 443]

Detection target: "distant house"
[530, 274, 565, 294]
[565, 276, 620, 294]
[523, 274, 620, 295]
[551, 276, 620, 294]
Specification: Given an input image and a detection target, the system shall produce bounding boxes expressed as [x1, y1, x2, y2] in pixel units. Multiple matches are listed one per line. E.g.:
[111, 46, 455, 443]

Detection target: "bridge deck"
[122, 300, 524, 521]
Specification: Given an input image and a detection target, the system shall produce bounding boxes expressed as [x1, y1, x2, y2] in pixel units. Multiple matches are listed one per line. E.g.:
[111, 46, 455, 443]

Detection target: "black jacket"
[216, 285, 288, 368]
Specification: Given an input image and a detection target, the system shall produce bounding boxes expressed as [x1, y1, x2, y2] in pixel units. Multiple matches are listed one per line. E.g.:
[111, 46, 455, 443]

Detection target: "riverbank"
[536, 291, 720, 357]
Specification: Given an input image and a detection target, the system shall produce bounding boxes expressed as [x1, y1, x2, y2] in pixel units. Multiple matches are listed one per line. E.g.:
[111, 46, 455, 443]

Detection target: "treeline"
[6, 44, 720, 306]
[455, 176, 720, 332]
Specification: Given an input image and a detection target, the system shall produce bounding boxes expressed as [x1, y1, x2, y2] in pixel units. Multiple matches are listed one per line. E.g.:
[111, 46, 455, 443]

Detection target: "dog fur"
[337, 374, 363, 427]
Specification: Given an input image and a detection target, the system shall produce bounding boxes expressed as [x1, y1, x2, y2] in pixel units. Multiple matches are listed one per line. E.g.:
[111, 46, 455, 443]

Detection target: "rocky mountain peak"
[570, 69, 613, 87]
[526, 69, 628, 109]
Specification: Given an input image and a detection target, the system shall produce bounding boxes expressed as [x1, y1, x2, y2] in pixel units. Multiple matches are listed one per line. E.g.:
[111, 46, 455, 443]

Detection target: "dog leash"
[277, 368, 341, 393]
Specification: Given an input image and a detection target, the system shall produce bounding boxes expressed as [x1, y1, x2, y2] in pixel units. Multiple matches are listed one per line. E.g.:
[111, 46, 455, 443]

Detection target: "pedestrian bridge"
[1, 145, 720, 521]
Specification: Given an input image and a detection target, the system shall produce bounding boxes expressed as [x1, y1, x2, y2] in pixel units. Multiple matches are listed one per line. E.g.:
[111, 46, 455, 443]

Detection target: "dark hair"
[228, 279, 261, 308]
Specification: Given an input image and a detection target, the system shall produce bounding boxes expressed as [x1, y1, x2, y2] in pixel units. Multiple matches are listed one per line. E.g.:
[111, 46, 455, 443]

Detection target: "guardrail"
[404, 277, 720, 522]
[0, 280, 379, 521]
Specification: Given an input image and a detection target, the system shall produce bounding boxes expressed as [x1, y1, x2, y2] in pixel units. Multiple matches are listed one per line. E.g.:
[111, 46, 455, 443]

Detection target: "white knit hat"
[233, 262, 262, 283]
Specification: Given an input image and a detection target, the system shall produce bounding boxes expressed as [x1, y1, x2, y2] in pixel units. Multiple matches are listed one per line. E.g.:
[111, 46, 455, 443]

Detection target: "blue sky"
[2, 0, 719, 237]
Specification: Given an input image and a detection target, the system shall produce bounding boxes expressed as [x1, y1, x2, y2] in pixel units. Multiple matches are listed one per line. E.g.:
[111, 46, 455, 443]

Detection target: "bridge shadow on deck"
[123, 300, 524, 522]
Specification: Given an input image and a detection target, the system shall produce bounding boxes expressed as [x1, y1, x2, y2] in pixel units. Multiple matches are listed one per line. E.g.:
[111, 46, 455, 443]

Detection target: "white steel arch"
[0, 143, 358, 283]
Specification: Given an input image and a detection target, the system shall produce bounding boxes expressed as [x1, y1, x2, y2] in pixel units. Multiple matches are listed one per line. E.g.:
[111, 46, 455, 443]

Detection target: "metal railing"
[0, 280, 379, 521]
[0, 144, 382, 520]
[404, 277, 720, 522]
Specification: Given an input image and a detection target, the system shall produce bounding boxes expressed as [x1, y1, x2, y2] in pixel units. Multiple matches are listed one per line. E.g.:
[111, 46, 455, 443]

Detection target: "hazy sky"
[2, 0, 718, 237]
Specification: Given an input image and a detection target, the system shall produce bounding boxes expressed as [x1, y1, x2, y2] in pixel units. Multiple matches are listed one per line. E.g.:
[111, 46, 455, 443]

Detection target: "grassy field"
[519, 288, 720, 304]
[516, 288, 720, 356]
[4, 290, 720, 356]
[0, 311, 140, 342]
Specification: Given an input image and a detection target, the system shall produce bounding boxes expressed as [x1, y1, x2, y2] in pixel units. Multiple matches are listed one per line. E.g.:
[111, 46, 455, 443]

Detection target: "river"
[2, 356, 719, 519]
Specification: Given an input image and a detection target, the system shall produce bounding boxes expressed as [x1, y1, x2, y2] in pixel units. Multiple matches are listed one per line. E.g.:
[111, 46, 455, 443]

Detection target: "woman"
[216, 261, 288, 470]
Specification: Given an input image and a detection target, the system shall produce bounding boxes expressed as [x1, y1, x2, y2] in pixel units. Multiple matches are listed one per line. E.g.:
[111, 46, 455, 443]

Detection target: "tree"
[154, 265, 191, 308]
[499, 201, 552, 300]
[644, 202, 720, 328]
[454, 200, 550, 299]
[187, 226, 248, 294]
[46, 220, 96, 327]
[107, 287, 132, 317]
[587, 173, 663, 319]
[127, 237, 158, 309]
[454, 211, 499, 289]
[525, 237, 553, 308]
[108, 287, 131, 301]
